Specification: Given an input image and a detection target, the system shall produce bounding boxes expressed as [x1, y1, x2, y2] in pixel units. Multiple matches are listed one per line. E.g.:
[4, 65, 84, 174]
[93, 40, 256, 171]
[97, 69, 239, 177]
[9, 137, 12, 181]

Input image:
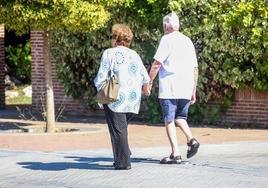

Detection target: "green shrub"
[171, 0, 268, 123]
[51, 1, 164, 110]
[5, 41, 32, 84]
[52, 0, 268, 123]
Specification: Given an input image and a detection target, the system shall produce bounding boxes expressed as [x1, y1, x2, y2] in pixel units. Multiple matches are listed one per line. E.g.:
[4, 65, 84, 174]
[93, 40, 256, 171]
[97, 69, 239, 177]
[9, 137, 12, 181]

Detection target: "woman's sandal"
[187, 138, 200, 158]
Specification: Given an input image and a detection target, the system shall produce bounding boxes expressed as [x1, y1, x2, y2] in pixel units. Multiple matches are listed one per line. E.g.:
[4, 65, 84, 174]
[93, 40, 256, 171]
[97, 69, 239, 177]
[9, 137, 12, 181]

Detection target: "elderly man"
[147, 12, 200, 164]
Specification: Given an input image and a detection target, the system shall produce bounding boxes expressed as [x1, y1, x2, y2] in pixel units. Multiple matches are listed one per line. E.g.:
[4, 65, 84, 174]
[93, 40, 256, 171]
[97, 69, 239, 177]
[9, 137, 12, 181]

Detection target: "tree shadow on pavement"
[0, 122, 26, 130]
[17, 156, 159, 171]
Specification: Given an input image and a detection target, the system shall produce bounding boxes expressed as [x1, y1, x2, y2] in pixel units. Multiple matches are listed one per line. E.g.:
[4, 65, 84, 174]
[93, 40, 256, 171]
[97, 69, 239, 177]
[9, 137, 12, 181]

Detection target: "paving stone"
[0, 142, 267, 188]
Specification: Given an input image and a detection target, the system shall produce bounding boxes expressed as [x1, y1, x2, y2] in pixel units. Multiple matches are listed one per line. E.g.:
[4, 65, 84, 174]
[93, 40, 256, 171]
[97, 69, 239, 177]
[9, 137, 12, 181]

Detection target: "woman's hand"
[143, 83, 152, 96]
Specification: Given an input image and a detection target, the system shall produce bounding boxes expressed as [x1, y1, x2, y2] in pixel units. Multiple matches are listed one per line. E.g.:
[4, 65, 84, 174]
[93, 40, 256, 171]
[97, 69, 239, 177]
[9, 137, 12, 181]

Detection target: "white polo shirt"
[154, 31, 198, 99]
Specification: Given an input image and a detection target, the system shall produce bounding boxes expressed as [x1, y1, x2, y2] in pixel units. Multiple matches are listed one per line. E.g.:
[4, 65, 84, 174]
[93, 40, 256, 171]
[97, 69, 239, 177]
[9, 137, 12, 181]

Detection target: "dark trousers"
[103, 105, 132, 167]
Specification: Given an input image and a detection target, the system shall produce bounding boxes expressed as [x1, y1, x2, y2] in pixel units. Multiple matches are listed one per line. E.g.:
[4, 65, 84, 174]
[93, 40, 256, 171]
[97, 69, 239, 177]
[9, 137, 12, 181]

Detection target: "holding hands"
[143, 81, 152, 96]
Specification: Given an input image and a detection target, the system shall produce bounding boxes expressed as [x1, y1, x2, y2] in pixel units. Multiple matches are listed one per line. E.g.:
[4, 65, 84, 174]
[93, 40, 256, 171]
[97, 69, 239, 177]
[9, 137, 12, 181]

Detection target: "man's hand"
[190, 92, 196, 105]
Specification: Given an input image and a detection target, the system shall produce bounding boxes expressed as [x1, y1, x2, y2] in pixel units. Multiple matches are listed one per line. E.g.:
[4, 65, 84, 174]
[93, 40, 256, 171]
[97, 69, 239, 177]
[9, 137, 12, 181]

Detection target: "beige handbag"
[96, 62, 119, 104]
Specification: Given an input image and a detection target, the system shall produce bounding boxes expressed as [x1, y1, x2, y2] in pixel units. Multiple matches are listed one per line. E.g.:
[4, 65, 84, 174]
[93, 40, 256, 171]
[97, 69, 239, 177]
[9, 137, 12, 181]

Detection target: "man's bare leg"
[175, 118, 199, 158]
[175, 118, 194, 143]
[165, 121, 180, 156]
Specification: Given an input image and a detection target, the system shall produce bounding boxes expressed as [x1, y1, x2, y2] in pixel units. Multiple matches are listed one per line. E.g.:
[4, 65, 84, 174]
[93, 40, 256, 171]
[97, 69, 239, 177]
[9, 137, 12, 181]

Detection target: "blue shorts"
[159, 99, 190, 123]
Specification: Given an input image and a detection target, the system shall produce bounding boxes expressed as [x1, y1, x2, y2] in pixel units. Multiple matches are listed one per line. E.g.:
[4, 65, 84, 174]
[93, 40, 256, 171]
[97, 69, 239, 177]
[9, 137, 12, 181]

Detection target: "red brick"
[0, 25, 5, 109]
[30, 30, 83, 113]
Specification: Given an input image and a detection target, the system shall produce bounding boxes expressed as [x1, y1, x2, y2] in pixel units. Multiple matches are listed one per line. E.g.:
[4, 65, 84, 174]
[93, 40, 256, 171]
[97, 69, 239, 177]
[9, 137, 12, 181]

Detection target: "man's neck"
[165, 28, 178, 34]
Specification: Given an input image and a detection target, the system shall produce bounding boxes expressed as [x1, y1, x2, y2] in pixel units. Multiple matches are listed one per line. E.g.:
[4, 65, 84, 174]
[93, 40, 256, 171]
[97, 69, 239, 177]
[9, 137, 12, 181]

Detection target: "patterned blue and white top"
[94, 46, 150, 114]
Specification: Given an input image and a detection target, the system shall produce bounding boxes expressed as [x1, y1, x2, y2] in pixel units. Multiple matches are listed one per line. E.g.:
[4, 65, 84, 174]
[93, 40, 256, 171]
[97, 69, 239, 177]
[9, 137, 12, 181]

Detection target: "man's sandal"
[187, 138, 200, 158]
[160, 154, 182, 164]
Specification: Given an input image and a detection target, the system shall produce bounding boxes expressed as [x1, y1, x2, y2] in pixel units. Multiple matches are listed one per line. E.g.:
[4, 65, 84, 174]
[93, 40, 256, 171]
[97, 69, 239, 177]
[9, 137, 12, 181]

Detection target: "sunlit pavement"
[0, 142, 267, 188]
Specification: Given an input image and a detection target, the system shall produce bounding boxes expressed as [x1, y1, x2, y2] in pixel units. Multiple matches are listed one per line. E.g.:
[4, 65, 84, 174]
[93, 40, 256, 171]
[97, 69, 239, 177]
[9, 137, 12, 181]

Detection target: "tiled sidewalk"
[0, 110, 268, 187]
[0, 142, 268, 188]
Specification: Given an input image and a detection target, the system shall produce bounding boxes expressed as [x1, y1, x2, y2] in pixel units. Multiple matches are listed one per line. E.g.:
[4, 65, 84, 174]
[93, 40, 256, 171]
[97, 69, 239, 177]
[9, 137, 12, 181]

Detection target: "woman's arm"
[94, 50, 110, 91]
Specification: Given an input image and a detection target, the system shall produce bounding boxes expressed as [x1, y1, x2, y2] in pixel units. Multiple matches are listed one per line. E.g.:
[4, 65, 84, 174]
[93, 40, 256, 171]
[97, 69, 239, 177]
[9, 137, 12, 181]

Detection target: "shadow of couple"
[18, 156, 159, 171]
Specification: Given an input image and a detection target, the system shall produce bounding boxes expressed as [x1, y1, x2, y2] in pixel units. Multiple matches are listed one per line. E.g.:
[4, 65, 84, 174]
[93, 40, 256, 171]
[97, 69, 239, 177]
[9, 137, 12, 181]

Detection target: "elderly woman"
[94, 24, 150, 170]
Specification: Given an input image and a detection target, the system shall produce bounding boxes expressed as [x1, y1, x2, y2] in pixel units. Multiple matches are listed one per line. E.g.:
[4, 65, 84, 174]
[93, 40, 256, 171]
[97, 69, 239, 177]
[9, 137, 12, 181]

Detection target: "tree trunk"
[43, 30, 55, 133]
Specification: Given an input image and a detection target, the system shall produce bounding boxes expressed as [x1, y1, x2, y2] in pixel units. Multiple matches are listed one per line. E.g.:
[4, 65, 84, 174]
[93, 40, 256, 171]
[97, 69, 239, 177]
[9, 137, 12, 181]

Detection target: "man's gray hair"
[163, 12, 180, 30]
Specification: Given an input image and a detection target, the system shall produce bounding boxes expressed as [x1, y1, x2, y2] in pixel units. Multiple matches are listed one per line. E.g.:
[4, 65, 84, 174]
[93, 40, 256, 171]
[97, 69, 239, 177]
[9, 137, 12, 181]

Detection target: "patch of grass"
[6, 96, 32, 105]
[5, 84, 32, 105]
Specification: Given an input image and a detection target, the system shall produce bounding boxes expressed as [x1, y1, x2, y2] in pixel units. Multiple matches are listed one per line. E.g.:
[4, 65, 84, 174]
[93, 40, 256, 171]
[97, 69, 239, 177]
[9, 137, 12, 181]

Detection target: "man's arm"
[190, 67, 199, 105]
[149, 60, 161, 82]
[144, 60, 161, 95]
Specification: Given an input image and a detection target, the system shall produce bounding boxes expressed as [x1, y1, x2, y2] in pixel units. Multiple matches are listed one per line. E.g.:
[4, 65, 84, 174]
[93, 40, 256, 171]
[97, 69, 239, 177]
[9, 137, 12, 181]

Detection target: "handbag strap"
[109, 55, 117, 78]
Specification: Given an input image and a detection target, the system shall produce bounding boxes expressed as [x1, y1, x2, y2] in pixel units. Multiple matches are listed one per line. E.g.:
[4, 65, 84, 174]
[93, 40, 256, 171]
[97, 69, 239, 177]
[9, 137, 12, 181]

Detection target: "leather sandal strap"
[187, 138, 196, 146]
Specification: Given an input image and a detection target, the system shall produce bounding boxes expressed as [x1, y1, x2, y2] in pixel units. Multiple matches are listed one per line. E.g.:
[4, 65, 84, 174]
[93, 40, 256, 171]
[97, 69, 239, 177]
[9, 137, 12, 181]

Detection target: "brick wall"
[0, 25, 5, 109]
[211, 89, 268, 128]
[31, 30, 86, 114]
[31, 30, 45, 111]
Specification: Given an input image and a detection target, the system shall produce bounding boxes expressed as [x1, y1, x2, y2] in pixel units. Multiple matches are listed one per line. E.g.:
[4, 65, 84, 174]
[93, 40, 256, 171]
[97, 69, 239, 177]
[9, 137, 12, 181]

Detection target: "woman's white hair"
[163, 12, 180, 30]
